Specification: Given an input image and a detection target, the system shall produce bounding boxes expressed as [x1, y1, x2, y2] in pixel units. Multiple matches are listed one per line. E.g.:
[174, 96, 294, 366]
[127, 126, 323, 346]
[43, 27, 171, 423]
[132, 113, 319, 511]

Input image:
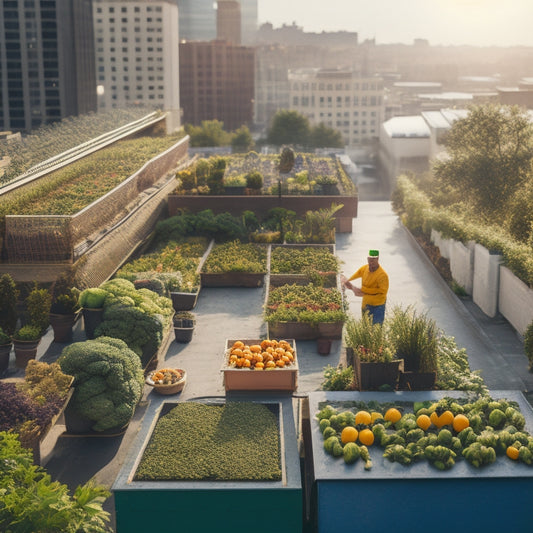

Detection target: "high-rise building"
[217, 0, 241, 45]
[179, 40, 254, 130]
[93, 0, 180, 124]
[288, 68, 384, 146]
[177, 0, 257, 44]
[0, 0, 96, 133]
[176, 0, 217, 42]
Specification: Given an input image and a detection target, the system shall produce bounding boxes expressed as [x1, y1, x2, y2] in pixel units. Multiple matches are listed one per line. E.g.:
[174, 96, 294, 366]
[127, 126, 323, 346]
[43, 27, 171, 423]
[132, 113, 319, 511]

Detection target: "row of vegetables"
[317, 395, 533, 470]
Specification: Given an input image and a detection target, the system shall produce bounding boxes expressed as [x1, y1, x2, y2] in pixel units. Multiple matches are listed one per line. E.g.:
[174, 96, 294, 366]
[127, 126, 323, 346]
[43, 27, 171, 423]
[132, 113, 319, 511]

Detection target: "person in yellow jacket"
[342, 249, 389, 324]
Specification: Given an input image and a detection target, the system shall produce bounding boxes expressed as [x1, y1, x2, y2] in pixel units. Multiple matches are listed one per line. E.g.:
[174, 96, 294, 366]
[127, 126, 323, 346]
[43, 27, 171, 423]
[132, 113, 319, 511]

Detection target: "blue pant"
[363, 304, 386, 324]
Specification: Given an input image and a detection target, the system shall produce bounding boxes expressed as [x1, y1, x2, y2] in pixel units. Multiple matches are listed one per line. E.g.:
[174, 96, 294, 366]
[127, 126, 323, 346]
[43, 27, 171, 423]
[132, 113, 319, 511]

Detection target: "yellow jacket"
[348, 264, 389, 307]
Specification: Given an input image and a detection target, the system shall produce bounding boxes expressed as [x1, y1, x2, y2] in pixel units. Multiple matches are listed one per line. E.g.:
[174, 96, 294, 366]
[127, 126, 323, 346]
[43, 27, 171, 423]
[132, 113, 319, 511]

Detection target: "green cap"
[368, 250, 379, 257]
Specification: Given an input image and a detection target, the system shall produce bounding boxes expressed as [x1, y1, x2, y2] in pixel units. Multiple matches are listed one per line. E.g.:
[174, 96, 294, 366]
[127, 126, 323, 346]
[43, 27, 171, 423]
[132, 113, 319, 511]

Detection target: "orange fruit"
[358, 428, 375, 446]
[506, 446, 520, 460]
[416, 414, 432, 431]
[430, 411, 439, 427]
[370, 412, 383, 424]
[341, 426, 359, 444]
[384, 408, 402, 424]
[437, 410, 454, 427]
[452, 414, 470, 433]
[355, 410, 372, 426]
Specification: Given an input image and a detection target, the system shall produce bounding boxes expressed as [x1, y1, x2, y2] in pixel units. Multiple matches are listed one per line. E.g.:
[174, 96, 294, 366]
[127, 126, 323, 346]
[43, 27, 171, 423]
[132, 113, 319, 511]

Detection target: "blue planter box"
[307, 390, 533, 533]
[113, 395, 302, 533]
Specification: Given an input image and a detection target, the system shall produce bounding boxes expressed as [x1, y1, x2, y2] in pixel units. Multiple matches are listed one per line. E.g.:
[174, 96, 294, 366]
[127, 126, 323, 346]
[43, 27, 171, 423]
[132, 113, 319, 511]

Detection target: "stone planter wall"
[449, 240, 475, 295]
[499, 266, 533, 335]
[430, 230, 532, 334]
[472, 243, 502, 318]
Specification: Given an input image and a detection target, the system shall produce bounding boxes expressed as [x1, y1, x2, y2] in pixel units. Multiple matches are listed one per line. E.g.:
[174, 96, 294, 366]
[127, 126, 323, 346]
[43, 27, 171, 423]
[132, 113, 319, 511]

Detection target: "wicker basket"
[146, 368, 186, 395]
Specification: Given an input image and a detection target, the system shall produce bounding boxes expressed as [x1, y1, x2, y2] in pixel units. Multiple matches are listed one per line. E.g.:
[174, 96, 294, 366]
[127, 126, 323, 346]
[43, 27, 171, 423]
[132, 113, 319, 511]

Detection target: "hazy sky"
[258, 0, 533, 47]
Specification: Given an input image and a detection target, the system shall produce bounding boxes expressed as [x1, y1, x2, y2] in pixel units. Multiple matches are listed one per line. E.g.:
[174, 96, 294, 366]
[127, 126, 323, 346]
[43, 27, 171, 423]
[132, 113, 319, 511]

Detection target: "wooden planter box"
[200, 271, 265, 287]
[267, 321, 319, 340]
[112, 396, 302, 533]
[222, 339, 298, 392]
[169, 290, 200, 311]
[347, 347, 403, 391]
[398, 371, 437, 391]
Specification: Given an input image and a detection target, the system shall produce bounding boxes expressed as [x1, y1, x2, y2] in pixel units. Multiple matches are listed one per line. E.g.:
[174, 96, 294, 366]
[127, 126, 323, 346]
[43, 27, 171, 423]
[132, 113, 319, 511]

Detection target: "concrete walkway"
[35, 200, 530, 530]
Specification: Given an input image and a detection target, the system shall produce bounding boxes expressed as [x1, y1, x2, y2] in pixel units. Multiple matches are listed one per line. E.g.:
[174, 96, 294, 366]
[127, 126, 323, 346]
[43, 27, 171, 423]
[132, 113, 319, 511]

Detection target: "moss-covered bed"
[134, 401, 282, 481]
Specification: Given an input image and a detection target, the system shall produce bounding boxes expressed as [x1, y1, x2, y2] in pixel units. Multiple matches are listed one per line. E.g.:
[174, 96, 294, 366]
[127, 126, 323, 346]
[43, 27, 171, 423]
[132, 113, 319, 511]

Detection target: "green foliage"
[231, 125, 254, 153]
[270, 246, 339, 276]
[13, 325, 41, 341]
[0, 327, 10, 345]
[59, 337, 144, 432]
[279, 146, 295, 173]
[134, 402, 281, 481]
[321, 365, 354, 391]
[267, 110, 310, 146]
[344, 312, 395, 363]
[25, 284, 52, 335]
[202, 241, 267, 273]
[245, 170, 263, 190]
[433, 104, 533, 220]
[50, 270, 80, 314]
[185, 120, 231, 147]
[393, 174, 533, 287]
[387, 305, 439, 373]
[0, 274, 19, 336]
[309, 123, 344, 148]
[525, 321, 533, 371]
[0, 432, 112, 532]
[176, 168, 196, 191]
[206, 157, 226, 195]
[78, 288, 108, 309]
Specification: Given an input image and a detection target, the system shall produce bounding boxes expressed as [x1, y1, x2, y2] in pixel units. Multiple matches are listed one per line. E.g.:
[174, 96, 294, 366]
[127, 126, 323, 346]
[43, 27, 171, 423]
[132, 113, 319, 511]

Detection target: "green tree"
[309, 123, 344, 148]
[231, 125, 254, 153]
[267, 110, 310, 146]
[185, 120, 231, 147]
[433, 104, 533, 221]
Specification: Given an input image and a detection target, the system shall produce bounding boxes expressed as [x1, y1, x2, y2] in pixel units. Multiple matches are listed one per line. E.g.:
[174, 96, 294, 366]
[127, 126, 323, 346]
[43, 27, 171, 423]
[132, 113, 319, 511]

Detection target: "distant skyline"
[257, 0, 533, 47]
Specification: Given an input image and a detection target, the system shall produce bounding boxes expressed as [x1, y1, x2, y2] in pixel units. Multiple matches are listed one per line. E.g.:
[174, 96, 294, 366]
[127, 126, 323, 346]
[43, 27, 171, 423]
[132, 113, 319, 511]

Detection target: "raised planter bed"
[307, 390, 533, 533]
[222, 339, 298, 392]
[346, 347, 404, 391]
[267, 321, 319, 341]
[112, 396, 302, 533]
[200, 271, 265, 287]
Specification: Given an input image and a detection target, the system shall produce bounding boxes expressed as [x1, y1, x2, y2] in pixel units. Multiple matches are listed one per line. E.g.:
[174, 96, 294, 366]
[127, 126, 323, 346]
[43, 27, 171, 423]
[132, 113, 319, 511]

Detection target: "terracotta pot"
[13, 338, 41, 368]
[317, 338, 332, 355]
[82, 307, 103, 339]
[49, 312, 79, 343]
[174, 326, 194, 343]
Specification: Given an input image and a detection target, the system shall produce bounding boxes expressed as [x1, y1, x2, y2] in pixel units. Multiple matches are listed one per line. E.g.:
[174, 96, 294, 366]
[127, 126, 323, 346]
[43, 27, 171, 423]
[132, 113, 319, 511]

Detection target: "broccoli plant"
[58, 337, 144, 432]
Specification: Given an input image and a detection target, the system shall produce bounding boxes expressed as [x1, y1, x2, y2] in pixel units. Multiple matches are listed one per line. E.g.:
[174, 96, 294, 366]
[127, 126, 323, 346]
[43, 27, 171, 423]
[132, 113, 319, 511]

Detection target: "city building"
[217, 0, 241, 45]
[177, 0, 257, 45]
[288, 68, 384, 147]
[93, 0, 180, 128]
[179, 40, 254, 130]
[0, 0, 96, 133]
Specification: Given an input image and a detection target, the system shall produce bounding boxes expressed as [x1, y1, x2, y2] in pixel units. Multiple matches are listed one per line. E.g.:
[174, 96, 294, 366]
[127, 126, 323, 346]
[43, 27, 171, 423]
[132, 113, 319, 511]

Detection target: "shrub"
[25, 284, 52, 335]
[321, 364, 354, 391]
[0, 274, 18, 336]
[245, 171, 263, 190]
[525, 321, 533, 372]
[59, 337, 144, 432]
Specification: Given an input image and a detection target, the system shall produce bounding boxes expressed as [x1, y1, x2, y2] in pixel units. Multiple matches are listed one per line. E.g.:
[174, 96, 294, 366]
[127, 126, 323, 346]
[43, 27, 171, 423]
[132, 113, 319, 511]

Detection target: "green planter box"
[113, 396, 302, 533]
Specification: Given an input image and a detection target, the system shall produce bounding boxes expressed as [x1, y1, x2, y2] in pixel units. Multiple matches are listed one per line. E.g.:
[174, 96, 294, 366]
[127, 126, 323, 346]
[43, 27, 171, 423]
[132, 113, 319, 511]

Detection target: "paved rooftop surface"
[16, 201, 529, 531]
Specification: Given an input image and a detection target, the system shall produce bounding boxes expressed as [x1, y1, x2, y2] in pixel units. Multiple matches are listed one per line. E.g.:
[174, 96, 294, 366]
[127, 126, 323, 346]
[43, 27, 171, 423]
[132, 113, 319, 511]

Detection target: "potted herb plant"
[224, 174, 247, 195]
[343, 312, 403, 391]
[173, 311, 195, 343]
[78, 287, 108, 339]
[48, 272, 81, 343]
[245, 170, 263, 195]
[0, 327, 12, 376]
[387, 305, 438, 390]
[12, 325, 42, 369]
